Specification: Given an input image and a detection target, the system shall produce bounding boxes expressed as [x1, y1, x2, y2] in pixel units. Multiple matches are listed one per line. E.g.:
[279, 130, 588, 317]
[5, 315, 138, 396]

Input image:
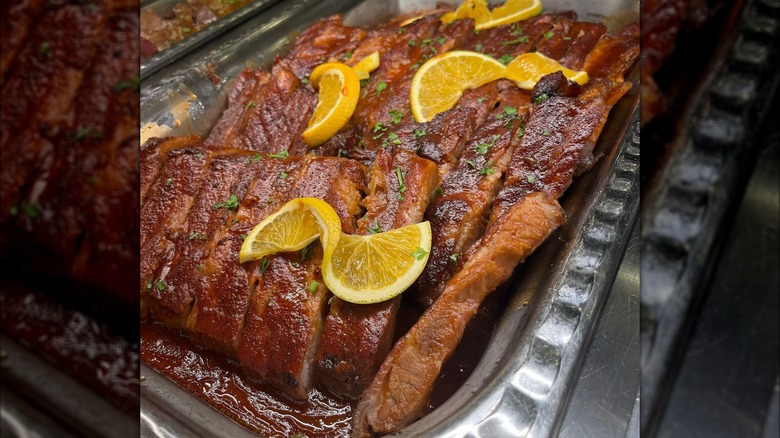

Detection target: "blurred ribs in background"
[0, 0, 140, 433]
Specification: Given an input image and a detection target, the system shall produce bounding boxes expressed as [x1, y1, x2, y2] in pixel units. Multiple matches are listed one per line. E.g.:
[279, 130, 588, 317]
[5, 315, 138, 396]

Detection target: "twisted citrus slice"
[410, 50, 506, 123]
[322, 222, 432, 304]
[478, 0, 542, 30]
[239, 198, 342, 264]
[302, 62, 360, 148]
[351, 51, 380, 80]
[505, 52, 588, 89]
[440, 0, 491, 26]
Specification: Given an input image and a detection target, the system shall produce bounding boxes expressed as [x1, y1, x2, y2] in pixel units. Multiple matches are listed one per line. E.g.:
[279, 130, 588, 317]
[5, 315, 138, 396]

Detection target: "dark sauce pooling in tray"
[141, 292, 502, 436]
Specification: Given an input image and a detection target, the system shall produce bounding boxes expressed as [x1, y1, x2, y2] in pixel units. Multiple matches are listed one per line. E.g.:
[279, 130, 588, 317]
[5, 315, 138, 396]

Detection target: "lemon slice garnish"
[302, 62, 361, 148]
[505, 52, 588, 89]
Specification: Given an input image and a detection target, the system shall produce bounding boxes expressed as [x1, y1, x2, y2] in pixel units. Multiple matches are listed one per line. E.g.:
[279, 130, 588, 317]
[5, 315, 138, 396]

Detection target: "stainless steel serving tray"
[140, 0, 281, 80]
[140, 0, 640, 436]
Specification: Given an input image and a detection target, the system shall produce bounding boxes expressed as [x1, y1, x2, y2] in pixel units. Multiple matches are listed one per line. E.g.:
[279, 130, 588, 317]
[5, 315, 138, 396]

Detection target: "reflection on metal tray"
[639, 0, 780, 434]
[140, 0, 640, 436]
[140, 0, 281, 80]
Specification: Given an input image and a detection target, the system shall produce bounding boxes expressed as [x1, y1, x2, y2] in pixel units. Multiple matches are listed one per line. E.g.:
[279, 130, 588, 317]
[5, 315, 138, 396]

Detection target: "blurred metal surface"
[559, 219, 640, 438]
[0, 335, 138, 438]
[655, 104, 780, 438]
[640, 0, 780, 433]
[140, 0, 640, 436]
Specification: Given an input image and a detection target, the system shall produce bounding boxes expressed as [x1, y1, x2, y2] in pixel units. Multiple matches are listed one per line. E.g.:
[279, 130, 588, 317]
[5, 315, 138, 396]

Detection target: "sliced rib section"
[316, 148, 438, 399]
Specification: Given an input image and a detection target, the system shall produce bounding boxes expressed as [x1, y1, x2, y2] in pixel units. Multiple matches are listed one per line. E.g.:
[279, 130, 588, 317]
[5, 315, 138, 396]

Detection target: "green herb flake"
[562, 36, 572, 41]
[478, 163, 497, 176]
[337, 149, 348, 158]
[436, 37, 446, 45]
[411, 60, 423, 70]
[474, 43, 484, 52]
[74, 126, 92, 140]
[477, 97, 487, 104]
[182, 27, 192, 33]
[475, 134, 500, 154]
[533, 93, 549, 104]
[214, 194, 239, 210]
[301, 245, 312, 262]
[413, 128, 426, 138]
[360, 78, 370, 88]
[543, 31, 555, 38]
[466, 159, 476, 169]
[23, 203, 40, 218]
[434, 186, 444, 197]
[527, 174, 536, 184]
[375, 81, 387, 95]
[300, 78, 310, 85]
[308, 280, 320, 293]
[410, 247, 428, 260]
[344, 50, 353, 60]
[501, 35, 530, 45]
[259, 257, 271, 274]
[421, 38, 432, 45]
[374, 122, 388, 134]
[497, 54, 513, 65]
[509, 23, 525, 36]
[39, 42, 51, 56]
[543, 128, 551, 136]
[449, 253, 459, 263]
[279, 170, 288, 179]
[517, 125, 526, 138]
[247, 154, 263, 164]
[155, 280, 166, 291]
[268, 149, 289, 159]
[389, 109, 404, 124]
[165, 178, 173, 187]
[368, 218, 382, 235]
[114, 76, 140, 91]
[246, 100, 256, 109]
[383, 132, 401, 147]
[395, 167, 406, 193]
[145, 281, 153, 290]
[408, 38, 416, 47]
[188, 231, 205, 241]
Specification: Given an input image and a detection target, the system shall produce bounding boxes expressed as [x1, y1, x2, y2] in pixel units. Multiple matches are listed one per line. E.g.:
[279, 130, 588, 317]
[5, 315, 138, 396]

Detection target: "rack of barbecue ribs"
[140, 6, 638, 434]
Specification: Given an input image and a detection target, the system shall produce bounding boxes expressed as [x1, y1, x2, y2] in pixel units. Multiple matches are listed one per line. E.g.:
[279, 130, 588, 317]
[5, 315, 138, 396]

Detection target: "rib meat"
[352, 193, 564, 436]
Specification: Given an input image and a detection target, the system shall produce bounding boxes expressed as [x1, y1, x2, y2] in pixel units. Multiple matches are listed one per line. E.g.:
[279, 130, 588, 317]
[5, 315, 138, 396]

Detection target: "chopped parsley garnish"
[517, 125, 526, 138]
[477, 97, 488, 104]
[268, 149, 289, 159]
[383, 132, 401, 147]
[247, 154, 263, 164]
[396, 193, 405, 201]
[188, 231, 205, 241]
[344, 50, 353, 60]
[155, 280, 166, 291]
[496, 106, 518, 120]
[308, 280, 320, 293]
[411, 60, 423, 70]
[182, 27, 192, 33]
[279, 170, 288, 179]
[408, 38, 416, 46]
[375, 81, 387, 95]
[478, 161, 497, 176]
[258, 257, 270, 274]
[542, 128, 551, 136]
[337, 149, 348, 157]
[502, 36, 530, 45]
[475, 134, 500, 154]
[39, 42, 50, 56]
[410, 247, 428, 260]
[543, 31, 555, 38]
[114, 76, 140, 91]
[300, 78, 310, 85]
[413, 128, 426, 138]
[449, 253, 459, 263]
[395, 167, 406, 193]
[436, 37, 446, 45]
[389, 109, 404, 124]
[74, 126, 92, 140]
[23, 203, 40, 218]
[213, 194, 239, 210]
[527, 174, 536, 184]
[497, 54, 513, 65]
[434, 186, 444, 197]
[466, 159, 476, 168]
[267, 300, 275, 308]
[563, 36, 572, 41]
[374, 122, 388, 134]
[474, 43, 484, 52]
[165, 178, 173, 187]
[360, 78, 370, 88]
[509, 23, 525, 36]
[533, 93, 549, 104]
[301, 245, 312, 261]
[368, 218, 381, 235]
[421, 38, 432, 45]
[246, 101, 256, 109]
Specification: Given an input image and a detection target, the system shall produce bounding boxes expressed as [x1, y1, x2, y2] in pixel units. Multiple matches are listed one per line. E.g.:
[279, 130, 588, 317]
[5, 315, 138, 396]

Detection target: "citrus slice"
[441, 0, 491, 25]
[239, 198, 342, 264]
[505, 52, 588, 89]
[302, 62, 360, 148]
[410, 50, 506, 123]
[351, 51, 380, 80]
[478, 0, 542, 30]
[322, 221, 432, 304]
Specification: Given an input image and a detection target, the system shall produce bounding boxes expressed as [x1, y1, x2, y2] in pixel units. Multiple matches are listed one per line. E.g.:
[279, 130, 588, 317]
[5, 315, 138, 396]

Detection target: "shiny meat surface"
[316, 148, 438, 398]
[352, 193, 565, 436]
